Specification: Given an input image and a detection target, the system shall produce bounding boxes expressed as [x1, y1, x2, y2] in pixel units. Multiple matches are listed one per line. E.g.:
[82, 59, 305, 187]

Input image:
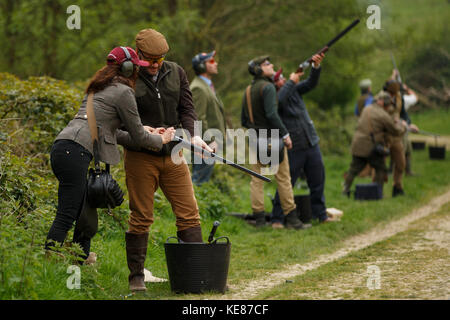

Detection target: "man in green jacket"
[241, 55, 304, 230]
[190, 50, 226, 185]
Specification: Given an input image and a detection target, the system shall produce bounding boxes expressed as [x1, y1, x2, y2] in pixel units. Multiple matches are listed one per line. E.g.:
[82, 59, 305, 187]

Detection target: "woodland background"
[0, 0, 449, 300]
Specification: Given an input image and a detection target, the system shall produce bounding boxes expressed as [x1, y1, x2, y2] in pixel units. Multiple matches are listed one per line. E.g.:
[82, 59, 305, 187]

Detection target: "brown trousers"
[124, 149, 200, 234]
[389, 137, 405, 189]
[250, 148, 296, 215]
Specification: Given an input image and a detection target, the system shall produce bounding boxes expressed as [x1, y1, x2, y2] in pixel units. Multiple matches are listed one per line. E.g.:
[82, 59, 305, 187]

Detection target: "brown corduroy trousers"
[124, 149, 201, 234]
[389, 137, 405, 189]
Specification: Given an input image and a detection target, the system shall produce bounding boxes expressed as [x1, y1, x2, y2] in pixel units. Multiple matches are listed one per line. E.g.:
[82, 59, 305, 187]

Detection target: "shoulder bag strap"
[86, 93, 102, 171]
[245, 85, 254, 124]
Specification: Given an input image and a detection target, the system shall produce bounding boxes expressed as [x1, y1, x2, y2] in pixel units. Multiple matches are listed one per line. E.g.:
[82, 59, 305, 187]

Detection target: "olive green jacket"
[190, 76, 226, 140]
[351, 103, 405, 157]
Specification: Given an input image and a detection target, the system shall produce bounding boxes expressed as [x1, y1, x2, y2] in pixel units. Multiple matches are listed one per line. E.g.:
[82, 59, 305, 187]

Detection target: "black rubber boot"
[252, 211, 266, 227]
[392, 186, 405, 197]
[285, 210, 304, 230]
[125, 232, 149, 292]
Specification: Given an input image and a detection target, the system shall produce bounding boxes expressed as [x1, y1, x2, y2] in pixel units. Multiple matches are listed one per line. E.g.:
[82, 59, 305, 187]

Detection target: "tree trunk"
[3, 0, 16, 70]
[168, 0, 177, 16]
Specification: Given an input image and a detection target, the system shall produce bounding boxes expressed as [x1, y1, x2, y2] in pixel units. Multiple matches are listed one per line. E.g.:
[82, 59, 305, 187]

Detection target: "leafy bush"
[0, 72, 83, 156]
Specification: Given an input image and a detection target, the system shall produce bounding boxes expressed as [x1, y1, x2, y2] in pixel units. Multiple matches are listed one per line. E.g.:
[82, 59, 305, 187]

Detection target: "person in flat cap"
[355, 79, 374, 117]
[190, 50, 226, 185]
[46, 46, 174, 265]
[241, 55, 304, 230]
[116, 28, 212, 292]
[269, 53, 333, 227]
[342, 91, 408, 196]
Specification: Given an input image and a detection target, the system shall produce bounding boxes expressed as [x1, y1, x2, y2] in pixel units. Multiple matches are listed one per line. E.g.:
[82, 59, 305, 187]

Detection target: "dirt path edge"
[217, 189, 450, 300]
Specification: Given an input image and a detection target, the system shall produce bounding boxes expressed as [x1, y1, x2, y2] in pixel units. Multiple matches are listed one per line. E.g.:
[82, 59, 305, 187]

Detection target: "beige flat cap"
[135, 28, 169, 56]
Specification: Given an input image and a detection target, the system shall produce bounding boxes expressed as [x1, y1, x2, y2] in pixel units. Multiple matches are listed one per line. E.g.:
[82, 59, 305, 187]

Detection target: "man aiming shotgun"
[387, 53, 420, 178]
[271, 19, 360, 227]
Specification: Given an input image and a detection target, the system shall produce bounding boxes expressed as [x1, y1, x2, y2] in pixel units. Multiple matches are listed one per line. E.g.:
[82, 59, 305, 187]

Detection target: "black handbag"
[371, 141, 390, 157]
[86, 93, 124, 212]
[87, 161, 124, 210]
[246, 85, 285, 165]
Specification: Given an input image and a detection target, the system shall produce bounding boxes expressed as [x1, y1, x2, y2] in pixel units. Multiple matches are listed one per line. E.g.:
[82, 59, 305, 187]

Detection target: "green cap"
[375, 91, 392, 106]
[251, 55, 270, 65]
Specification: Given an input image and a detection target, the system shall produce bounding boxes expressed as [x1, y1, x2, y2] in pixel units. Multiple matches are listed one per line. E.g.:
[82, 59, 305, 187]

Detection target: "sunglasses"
[206, 58, 216, 64]
[261, 61, 271, 66]
[139, 51, 165, 64]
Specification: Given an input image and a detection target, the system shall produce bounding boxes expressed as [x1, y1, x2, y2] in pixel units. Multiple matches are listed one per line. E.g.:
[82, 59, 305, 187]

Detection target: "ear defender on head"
[248, 60, 262, 76]
[120, 46, 134, 78]
[192, 54, 206, 74]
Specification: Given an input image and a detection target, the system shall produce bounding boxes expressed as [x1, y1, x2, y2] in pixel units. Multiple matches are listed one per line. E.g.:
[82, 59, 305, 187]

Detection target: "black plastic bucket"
[355, 183, 383, 200]
[294, 194, 312, 223]
[429, 146, 446, 160]
[411, 141, 426, 150]
[164, 236, 231, 294]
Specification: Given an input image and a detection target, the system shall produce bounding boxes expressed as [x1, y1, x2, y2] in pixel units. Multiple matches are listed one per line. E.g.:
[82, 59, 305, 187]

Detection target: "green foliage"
[0, 72, 83, 156]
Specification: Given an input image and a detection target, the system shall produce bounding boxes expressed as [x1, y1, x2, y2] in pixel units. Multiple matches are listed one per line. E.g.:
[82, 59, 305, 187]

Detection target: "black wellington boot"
[392, 186, 405, 197]
[252, 212, 266, 228]
[285, 210, 304, 230]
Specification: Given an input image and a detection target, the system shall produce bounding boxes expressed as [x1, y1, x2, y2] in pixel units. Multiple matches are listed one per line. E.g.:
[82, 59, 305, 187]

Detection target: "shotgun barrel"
[297, 19, 360, 72]
[174, 136, 272, 183]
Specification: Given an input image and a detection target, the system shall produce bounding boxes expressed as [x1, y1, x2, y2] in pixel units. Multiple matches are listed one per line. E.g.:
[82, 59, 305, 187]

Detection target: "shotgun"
[174, 136, 271, 183]
[390, 52, 403, 84]
[297, 19, 360, 72]
[390, 52, 408, 96]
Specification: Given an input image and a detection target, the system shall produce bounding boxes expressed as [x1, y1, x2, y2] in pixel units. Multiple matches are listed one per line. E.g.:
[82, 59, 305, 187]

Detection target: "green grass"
[2, 106, 449, 300]
[409, 108, 450, 136]
[4, 139, 447, 300]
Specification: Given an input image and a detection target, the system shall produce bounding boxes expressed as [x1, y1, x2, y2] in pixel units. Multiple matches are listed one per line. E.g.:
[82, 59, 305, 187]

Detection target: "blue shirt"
[199, 75, 213, 87]
[354, 94, 374, 116]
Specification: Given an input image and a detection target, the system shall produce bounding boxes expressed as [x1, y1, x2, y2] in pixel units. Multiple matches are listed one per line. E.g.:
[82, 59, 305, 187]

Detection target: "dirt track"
[216, 188, 450, 300]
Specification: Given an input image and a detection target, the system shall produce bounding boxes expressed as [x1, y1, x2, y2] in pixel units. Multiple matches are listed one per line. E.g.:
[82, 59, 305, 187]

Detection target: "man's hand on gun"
[209, 140, 218, 153]
[289, 71, 303, 84]
[311, 52, 325, 68]
[144, 126, 176, 144]
[191, 135, 214, 158]
[391, 69, 400, 81]
[292, 52, 324, 81]
[409, 123, 419, 133]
